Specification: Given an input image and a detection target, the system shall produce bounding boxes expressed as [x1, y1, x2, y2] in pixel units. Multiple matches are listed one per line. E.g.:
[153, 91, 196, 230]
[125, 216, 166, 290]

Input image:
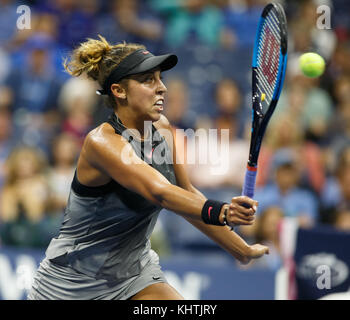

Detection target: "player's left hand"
[239, 243, 270, 265]
[226, 196, 258, 227]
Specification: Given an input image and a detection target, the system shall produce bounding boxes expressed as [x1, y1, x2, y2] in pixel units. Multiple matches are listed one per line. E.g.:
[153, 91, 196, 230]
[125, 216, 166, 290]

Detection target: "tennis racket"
[242, 2, 288, 199]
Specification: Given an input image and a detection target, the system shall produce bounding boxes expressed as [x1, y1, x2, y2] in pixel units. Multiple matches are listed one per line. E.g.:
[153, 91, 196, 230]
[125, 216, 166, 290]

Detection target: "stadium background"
[0, 0, 350, 300]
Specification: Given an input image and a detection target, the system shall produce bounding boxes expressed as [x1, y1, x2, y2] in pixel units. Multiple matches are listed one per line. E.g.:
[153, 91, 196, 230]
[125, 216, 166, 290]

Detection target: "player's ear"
[111, 83, 127, 99]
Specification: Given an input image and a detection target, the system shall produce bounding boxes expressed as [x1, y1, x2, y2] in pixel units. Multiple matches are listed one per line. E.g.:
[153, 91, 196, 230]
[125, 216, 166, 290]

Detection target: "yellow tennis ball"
[299, 52, 325, 78]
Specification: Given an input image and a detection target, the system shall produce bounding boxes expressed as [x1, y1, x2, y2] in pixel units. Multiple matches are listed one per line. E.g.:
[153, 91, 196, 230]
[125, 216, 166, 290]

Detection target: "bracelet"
[201, 199, 226, 226]
[223, 207, 234, 231]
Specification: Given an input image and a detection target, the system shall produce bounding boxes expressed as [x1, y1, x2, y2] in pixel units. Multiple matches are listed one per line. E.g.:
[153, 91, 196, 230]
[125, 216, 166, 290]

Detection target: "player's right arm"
[79, 124, 208, 222]
[78, 124, 268, 264]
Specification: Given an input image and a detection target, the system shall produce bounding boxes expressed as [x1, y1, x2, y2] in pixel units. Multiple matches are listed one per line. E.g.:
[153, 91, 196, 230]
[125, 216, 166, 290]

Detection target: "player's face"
[126, 69, 167, 121]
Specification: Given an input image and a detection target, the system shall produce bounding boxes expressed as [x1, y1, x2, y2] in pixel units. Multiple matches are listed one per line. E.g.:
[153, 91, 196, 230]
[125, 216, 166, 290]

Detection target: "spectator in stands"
[3, 34, 62, 114]
[162, 77, 195, 168]
[321, 146, 350, 214]
[0, 47, 10, 85]
[0, 146, 49, 222]
[283, 2, 335, 145]
[277, 74, 333, 147]
[1, 34, 64, 152]
[36, 0, 95, 49]
[58, 75, 98, 145]
[0, 108, 15, 190]
[187, 78, 249, 195]
[322, 42, 350, 97]
[329, 42, 350, 79]
[163, 77, 194, 131]
[333, 75, 350, 107]
[35, 133, 80, 245]
[289, 0, 336, 61]
[254, 148, 319, 228]
[8, 10, 59, 49]
[46, 133, 79, 215]
[244, 206, 284, 270]
[0, 146, 50, 247]
[327, 77, 350, 160]
[212, 78, 247, 139]
[333, 208, 350, 232]
[149, 0, 224, 48]
[7, 10, 70, 81]
[0, 0, 18, 46]
[257, 109, 326, 195]
[96, 0, 163, 53]
[220, 0, 264, 49]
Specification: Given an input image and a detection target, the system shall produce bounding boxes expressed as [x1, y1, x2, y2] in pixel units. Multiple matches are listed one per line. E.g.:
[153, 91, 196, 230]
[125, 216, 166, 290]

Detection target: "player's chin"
[149, 108, 163, 121]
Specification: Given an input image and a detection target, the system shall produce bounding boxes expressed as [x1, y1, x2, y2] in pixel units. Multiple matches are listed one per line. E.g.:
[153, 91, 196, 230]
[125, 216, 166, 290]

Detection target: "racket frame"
[242, 3, 288, 198]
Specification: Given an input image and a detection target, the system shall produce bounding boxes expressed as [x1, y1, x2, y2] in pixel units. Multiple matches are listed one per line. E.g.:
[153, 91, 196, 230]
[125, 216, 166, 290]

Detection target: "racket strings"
[255, 9, 282, 107]
[257, 31, 280, 89]
[258, 29, 280, 73]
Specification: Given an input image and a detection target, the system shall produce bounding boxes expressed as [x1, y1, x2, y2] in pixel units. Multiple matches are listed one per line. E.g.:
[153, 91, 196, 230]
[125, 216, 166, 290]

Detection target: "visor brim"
[126, 54, 178, 76]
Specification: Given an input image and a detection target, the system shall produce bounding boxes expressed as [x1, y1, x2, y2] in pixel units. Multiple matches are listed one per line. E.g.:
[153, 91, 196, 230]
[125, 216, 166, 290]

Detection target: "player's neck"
[113, 110, 150, 141]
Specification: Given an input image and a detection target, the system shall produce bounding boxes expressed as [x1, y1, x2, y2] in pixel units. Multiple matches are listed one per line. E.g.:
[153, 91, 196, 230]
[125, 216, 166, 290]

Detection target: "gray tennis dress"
[27, 113, 177, 300]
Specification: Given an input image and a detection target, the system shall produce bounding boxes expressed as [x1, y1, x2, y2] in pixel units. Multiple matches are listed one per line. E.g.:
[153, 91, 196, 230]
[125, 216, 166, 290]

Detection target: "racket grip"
[242, 166, 257, 198]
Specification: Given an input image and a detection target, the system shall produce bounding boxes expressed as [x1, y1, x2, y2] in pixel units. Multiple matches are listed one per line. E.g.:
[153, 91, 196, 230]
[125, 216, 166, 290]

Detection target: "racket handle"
[242, 166, 257, 198]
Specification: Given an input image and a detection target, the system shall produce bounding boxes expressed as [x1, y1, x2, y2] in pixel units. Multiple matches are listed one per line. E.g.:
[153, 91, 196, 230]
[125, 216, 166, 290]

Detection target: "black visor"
[97, 49, 178, 95]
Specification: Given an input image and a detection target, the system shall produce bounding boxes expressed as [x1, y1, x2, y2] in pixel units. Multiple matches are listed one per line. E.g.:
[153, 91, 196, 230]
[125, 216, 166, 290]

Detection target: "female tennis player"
[28, 35, 269, 300]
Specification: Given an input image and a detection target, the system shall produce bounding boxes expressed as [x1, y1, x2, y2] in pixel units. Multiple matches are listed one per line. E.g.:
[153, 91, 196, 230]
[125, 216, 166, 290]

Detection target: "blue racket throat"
[242, 2, 288, 199]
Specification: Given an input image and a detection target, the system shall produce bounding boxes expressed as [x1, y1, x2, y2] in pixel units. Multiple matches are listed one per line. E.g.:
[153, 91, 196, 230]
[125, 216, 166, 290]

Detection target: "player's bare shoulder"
[84, 122, 114, 149]
[81, 123, 126, 163]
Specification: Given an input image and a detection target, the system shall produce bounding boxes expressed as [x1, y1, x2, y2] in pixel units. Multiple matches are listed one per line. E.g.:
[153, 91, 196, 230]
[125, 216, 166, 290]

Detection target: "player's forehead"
[128, 67, 162, 80]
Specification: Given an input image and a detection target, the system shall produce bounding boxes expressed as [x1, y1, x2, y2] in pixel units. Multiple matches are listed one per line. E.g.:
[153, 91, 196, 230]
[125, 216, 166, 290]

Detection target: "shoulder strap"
[106, 112, 125, 135]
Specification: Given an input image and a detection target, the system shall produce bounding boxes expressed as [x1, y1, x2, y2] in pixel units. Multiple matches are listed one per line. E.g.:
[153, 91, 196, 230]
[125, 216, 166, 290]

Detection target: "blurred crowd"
[0, 0, 350, 271]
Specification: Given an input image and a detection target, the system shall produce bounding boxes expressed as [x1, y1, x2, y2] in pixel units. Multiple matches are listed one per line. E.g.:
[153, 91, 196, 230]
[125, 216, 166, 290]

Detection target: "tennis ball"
[299, 52, 325, 78]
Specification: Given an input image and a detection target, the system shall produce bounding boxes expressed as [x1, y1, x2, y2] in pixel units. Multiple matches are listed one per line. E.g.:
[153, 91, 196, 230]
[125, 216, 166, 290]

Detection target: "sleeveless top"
[45, 113, 177, 281]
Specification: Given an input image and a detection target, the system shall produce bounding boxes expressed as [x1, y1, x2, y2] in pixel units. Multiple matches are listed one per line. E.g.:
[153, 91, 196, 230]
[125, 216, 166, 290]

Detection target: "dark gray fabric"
[28, 115, 176, 299]
[27, 249, 166, 300]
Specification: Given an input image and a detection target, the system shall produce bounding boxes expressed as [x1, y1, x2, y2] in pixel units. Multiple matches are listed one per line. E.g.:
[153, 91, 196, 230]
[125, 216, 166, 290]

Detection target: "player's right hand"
[226, 196, 258, 227]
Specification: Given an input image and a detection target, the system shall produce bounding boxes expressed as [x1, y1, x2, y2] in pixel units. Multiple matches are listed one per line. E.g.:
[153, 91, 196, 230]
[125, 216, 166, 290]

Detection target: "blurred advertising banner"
[161, 256, 276, 300]
[0, 246, 44, 300]
[280, 219, 350, 300]
[0, 246, 276, 300]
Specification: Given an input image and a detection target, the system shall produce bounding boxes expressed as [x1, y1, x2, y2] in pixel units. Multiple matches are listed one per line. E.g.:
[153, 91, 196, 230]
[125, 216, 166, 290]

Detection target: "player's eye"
[144, 74, 154, 82]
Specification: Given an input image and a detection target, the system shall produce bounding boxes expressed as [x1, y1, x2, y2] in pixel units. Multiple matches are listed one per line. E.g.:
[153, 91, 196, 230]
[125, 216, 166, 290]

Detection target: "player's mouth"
[154, 99, 164, 111]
